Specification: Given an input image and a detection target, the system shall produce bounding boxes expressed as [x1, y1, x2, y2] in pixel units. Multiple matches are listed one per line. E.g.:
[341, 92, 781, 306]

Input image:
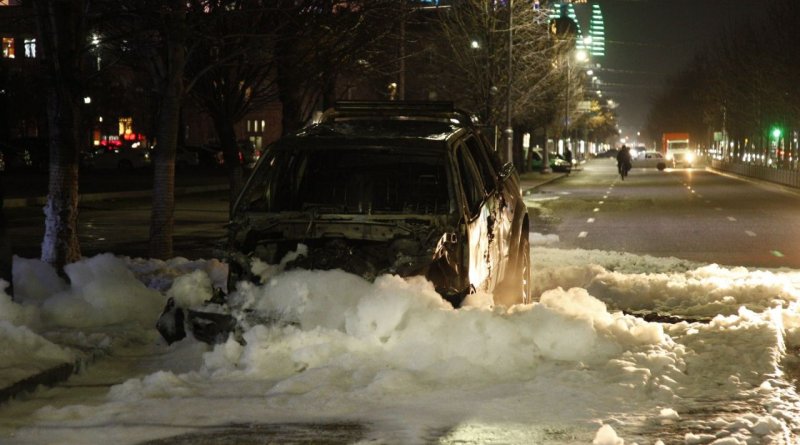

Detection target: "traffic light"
[771, 126, 783, 140]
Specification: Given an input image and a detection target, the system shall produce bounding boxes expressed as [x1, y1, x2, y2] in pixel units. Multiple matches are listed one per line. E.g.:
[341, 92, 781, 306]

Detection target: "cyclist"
[616, 145, 632, 180]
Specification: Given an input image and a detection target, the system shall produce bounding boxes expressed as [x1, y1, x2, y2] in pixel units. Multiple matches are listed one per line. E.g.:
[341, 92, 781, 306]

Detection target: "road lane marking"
[587, 218, 595, 223]
[578, 231, 588, 238]
[773, 251, 785, 258]
[745, 231, 756, 237]
[715, 207, 723, 211]
[593, 208, 600, 212]
[603, 195, 608, 199]
[697, 194, 703, 198]
[598, 201, 604, 205]
[727, 216, 737, 222]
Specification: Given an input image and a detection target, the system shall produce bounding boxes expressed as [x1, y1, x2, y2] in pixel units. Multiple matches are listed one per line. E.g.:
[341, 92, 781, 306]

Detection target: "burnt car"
[158, 101, 531, 344]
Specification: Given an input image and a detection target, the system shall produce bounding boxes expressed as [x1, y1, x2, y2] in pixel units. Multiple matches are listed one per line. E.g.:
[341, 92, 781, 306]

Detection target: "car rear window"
[238, 148, 451, 215]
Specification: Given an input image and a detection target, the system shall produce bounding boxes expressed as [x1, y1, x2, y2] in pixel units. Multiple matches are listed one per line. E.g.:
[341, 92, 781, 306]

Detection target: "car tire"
[494, 225, 531, 307]
[657, 162, 666, 171]
[518, 234, 531, 304]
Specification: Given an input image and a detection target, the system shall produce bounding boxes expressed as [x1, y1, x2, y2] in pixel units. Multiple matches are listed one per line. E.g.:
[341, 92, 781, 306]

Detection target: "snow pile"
[0, 283, 74, 390]
[1, 245, 800, 444]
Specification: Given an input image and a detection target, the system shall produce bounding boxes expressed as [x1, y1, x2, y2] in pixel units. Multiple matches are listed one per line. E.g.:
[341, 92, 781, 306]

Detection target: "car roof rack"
[319, 101, 479, 128]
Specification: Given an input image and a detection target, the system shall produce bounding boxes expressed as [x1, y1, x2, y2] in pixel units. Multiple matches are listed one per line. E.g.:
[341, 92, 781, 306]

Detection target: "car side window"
[455, 145, 486, 217]
[463, 137, 497, 193]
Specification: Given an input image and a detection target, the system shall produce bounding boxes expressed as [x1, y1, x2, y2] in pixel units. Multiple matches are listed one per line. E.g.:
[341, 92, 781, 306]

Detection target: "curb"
[5, 184, 229, 209]
[519, 172, 568, 194]
[705, 166, 800, 199]
[0, 361, 75, 404]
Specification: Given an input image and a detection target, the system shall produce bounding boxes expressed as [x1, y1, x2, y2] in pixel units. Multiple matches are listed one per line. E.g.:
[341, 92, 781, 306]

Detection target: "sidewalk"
[518, 169, 571, 192]
[3, 168, 229, 208]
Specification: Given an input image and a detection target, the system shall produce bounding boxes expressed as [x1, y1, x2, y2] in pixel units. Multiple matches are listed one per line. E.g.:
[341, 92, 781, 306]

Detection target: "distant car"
[176, 145, 200, 169]
[83, 143, 152, 170]
[633, 151, 667, 171]
[202, 140, 261, 169]
[184, 145, 224, 168]
[530, 148, 571, 173]
[0, 142, 34, 172]
[595, 149, 618, 159]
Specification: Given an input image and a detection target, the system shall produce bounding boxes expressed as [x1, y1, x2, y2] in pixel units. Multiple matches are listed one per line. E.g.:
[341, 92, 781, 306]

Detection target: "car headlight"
[685, 153, 695, 162]
[666, 153, 673, 160]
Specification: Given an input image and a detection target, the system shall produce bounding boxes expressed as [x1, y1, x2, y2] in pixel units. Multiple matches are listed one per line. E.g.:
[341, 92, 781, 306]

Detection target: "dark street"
[529, 159, 800, 269]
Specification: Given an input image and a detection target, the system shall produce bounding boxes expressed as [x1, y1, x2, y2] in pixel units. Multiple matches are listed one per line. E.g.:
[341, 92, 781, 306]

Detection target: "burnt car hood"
[228, 211, 461, 283]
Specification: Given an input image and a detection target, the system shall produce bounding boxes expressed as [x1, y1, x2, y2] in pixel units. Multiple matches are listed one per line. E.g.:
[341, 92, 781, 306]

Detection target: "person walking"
[616, 145, 632, 180]
[564, 147, 573, 167]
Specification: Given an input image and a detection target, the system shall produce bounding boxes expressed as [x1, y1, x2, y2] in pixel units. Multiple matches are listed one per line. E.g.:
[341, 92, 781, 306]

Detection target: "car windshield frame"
[235, 143, 455, 216]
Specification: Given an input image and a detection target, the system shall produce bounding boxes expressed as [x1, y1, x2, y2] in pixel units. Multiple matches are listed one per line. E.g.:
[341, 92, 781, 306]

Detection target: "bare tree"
[186, 2, 281, 205]
[273, 0, 406, 134]
[435, 1, 562, 129]
[108, 0, 202, 259]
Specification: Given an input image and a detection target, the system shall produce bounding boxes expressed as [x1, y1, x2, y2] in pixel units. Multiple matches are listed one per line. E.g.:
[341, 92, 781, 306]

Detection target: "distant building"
[549, 2, 605, 58]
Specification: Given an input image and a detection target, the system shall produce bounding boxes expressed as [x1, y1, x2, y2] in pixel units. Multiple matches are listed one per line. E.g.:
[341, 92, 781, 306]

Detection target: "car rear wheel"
[657, 162, 666, 171]
[519, 234, 531, 303]
[494, 227, 531, 307]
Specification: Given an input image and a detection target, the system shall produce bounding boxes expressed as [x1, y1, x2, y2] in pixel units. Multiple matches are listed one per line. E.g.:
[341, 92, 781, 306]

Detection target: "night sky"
[592, 0, 753, 144]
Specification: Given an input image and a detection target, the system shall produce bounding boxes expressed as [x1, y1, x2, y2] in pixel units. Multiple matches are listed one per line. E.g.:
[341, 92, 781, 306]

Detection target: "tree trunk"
[148, 17, 186, 260]
[42, 89, 82, 267]
[214, 117, 243, 213]
[149, 93, 179, 259]
[34, 0, 85, 270]
[275, 32, 304, 136]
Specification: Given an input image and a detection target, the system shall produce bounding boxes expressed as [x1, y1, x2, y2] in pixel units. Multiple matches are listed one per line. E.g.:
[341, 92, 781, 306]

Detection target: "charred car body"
[158, 102, 531, 344]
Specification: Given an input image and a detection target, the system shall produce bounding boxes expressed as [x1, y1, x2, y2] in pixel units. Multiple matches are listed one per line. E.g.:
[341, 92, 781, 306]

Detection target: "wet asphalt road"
[530, 158, 800, 269]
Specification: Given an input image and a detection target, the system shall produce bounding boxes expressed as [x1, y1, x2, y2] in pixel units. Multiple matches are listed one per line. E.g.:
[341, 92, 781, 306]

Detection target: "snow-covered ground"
[1, 236, 800, 444]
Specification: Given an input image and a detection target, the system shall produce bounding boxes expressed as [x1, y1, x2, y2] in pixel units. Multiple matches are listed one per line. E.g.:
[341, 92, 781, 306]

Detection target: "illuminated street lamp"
[562, 49, 588, 154]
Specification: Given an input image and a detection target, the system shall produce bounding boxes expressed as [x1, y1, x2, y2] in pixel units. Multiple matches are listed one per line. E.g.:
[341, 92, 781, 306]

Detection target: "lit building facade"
[549, 1, 605, 58]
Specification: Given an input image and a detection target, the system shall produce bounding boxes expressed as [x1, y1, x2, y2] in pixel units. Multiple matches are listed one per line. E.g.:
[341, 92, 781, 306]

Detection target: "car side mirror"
[499, 161, 516, 179]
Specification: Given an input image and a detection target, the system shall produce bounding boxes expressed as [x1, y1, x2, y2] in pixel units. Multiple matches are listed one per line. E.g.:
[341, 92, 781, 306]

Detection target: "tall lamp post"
[563, 48, 588, 161]
[504, 0, 513, 165]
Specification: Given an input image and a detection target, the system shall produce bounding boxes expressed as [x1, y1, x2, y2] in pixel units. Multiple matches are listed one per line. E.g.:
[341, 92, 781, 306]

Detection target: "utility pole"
[505, 0, 513, 165]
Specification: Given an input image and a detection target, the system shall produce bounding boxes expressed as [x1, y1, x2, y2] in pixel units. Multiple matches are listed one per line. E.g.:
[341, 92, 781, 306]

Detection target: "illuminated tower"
[587, 4, 605, 57]
[549, 2, 605, 58]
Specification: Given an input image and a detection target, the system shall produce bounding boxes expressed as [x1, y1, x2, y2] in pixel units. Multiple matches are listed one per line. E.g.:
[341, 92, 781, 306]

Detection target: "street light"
[504, 0, 513, 166]
[560, 48, 588, 164]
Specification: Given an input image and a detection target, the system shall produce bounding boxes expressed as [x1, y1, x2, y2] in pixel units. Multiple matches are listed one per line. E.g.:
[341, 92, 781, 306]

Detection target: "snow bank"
[2, 244, 800, 444]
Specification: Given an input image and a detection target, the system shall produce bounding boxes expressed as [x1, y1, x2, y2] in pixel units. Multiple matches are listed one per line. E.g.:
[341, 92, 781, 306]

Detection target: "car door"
[454, 141, 501, 293]
[466, 136, 518, 279]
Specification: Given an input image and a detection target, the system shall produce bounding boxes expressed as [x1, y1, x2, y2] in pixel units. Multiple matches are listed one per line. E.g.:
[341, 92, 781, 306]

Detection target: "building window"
[118, 117, 133, 137]
[2, 37, 15, 58]
[250, 136, 262, 151]
[23, 38, 35, 58]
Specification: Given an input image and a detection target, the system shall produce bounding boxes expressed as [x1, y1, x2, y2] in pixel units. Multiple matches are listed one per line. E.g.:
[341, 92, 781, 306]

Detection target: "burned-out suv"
[227, 101, 531, 308]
